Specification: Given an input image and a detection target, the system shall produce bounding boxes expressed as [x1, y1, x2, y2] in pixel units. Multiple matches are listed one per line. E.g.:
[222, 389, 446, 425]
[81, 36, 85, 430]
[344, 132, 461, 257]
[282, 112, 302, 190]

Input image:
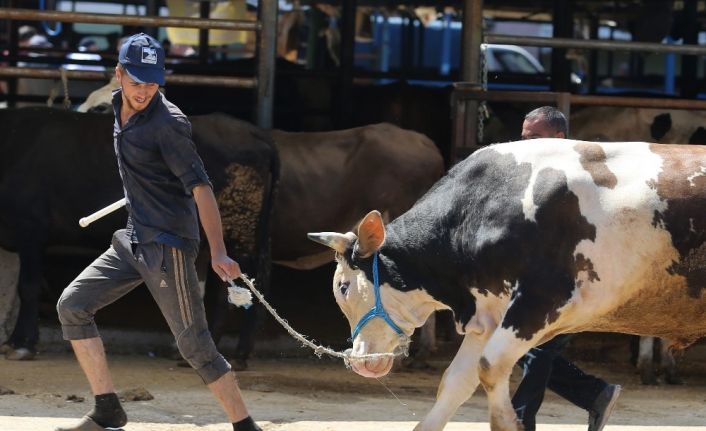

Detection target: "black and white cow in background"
[632, 335, 682, 385]
[310, 139, 706, 431]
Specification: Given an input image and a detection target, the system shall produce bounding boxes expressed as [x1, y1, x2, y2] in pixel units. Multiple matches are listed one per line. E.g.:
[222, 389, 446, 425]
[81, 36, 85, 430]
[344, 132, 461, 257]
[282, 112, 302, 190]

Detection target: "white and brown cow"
[310, 139, 706, 431]
[571, 106, 706, 145]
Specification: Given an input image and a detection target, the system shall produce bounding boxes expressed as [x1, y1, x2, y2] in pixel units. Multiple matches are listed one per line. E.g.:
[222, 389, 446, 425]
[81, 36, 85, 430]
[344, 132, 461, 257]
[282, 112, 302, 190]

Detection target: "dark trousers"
[512, 334, 607, 431]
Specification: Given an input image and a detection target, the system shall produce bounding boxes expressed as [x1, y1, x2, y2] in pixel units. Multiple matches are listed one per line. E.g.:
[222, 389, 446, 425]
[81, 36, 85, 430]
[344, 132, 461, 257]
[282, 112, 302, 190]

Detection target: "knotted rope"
[229, 275, 409, 367]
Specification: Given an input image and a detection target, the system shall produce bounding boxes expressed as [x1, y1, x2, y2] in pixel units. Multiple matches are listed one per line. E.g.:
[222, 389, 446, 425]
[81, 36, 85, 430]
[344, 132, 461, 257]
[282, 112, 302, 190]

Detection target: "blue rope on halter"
[350, 253, 405, 340]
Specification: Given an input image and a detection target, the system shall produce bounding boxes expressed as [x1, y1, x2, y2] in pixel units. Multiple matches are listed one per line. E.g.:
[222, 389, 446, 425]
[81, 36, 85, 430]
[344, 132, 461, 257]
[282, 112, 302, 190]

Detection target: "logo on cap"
[142, 47, 158, 65]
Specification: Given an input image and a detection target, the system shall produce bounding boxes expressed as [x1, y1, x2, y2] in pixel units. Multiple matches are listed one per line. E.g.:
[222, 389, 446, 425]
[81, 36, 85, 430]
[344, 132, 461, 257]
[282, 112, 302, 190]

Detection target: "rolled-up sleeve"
[158, 118, 212, 194]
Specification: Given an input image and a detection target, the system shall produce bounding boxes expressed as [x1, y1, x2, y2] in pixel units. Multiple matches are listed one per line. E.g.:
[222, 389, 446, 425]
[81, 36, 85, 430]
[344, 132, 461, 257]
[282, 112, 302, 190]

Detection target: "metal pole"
[256, 0, 277, 129]
[145, 0, 158, 38]
[337, 0, 356, 128]
[461, 0, 483, 82]
[0, 8, 258, 31]
[557, 92, 571, 135]
[199, 1, 210, 65]
[570, 94, 706, 110]
[453, 86, 706, 111]
[0, 67, 257, 88]
[5, 0, 18, 108]
[485, 34, 706, 56]
[587, 15, 598, 94]
[681, 0, 698, 99]
[459, 0, 483, 157]
[551, 0, 572, 92]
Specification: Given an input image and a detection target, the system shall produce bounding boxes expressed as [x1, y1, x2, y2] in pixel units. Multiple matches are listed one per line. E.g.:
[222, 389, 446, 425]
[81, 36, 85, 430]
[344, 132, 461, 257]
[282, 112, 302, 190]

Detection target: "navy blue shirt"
[112, 89, 211, 253]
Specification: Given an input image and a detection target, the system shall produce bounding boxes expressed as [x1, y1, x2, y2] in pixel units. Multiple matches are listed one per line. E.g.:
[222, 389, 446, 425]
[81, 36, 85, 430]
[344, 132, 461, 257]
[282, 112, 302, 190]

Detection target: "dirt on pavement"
[3, 341, 706, 431]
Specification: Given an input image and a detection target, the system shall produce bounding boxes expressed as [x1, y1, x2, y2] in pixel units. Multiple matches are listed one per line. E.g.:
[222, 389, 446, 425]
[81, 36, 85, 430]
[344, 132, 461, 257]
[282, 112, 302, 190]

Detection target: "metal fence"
[0, 4, 277, 127]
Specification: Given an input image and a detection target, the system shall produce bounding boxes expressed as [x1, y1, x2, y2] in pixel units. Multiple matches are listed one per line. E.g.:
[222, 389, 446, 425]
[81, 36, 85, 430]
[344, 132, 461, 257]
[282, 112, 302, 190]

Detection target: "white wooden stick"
[79, 198, 127, 228]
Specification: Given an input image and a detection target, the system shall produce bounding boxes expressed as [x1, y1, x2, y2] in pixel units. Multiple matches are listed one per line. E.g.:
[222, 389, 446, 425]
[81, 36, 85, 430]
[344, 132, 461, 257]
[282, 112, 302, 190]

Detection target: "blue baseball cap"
[118, 33, 165, 85]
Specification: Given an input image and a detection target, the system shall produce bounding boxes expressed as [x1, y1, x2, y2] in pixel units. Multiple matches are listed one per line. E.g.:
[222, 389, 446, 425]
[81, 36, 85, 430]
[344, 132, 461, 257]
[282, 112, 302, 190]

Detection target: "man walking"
[56, 33, 261, 431]
[513, 106, 622, 431]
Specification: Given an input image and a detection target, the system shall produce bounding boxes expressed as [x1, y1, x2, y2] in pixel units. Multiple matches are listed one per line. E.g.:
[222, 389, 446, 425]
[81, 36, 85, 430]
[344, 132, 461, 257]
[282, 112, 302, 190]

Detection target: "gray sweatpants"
[57, 229, 230, 384]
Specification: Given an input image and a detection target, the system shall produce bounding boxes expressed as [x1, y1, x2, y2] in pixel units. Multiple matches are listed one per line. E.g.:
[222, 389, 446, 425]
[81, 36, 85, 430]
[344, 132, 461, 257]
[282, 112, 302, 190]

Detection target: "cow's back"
[0, 108, 120, 251]
[0, 109, 278, 260]
[271, 123, 444, 265]
[189, 113, 279, 258]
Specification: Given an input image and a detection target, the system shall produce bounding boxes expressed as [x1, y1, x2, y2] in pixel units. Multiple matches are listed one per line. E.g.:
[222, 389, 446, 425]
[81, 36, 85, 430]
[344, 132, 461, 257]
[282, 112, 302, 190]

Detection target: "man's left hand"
[212, 254, 242, 282]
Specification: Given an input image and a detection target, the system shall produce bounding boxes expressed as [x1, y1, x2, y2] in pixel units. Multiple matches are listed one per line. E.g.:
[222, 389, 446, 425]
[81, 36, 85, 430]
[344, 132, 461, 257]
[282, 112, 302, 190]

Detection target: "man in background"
[513, 106, 622, 431]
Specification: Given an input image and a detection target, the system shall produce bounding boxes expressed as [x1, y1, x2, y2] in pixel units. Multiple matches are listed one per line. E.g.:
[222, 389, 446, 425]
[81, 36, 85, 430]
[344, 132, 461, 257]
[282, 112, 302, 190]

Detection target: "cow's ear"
[307, 232, 355, 254]
[356, 210, 385, 258]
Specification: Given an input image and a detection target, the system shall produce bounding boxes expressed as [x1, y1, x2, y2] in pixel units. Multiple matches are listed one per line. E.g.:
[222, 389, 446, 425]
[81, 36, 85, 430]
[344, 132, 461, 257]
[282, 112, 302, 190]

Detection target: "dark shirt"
[112, 89, 211, 253]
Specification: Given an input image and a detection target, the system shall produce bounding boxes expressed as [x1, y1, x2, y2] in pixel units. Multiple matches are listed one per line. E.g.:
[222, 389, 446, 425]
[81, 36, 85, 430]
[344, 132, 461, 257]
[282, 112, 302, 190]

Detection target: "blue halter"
[350, 253, 405, 340]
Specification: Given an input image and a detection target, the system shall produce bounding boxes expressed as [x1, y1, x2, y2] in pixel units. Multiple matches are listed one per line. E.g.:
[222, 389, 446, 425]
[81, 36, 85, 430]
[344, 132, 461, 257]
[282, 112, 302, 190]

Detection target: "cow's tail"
[254, 130, 281, 300]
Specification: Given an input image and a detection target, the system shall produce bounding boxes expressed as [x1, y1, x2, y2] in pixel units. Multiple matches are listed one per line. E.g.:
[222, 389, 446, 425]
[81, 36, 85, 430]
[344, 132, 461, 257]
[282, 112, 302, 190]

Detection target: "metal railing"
[0, 8, 258, 31]
[452, 85, 706, 161]
[453, 31, 706, 161]
[0, 4, 277, 127]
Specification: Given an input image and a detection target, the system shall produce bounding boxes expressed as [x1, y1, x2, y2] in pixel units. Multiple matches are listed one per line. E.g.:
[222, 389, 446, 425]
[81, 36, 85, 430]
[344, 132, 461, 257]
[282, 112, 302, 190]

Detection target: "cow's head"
[309, 210, 425, 378]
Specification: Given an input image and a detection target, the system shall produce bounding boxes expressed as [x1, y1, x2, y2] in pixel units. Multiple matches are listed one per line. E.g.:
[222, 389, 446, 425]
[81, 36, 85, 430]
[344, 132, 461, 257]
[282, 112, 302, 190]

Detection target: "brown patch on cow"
[478, 356, 493, 391]
[217, 163, 265, 257]
[574, 253, 600, 288]
[590, 250, 706, 343]
[648, 144, 706, 297]
[573, 142, 618, 189]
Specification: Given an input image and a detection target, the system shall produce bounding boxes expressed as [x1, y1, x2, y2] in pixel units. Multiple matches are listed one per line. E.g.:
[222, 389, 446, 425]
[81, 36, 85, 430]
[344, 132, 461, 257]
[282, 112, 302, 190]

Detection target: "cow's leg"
[0, 248, 20, 345]
[414, 332, 485, 431]
[479, 326, 537, 431]
[233, 255, 266, 370]
[637, 336, 658, 385]
[204, 269, 229, 347]
[7, 241, 43, 358]
[659, 338, 683, 385]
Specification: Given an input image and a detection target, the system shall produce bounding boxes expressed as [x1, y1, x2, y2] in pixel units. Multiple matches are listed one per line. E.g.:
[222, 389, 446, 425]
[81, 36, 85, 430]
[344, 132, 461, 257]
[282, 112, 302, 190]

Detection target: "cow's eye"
[339, 280, 350, 295]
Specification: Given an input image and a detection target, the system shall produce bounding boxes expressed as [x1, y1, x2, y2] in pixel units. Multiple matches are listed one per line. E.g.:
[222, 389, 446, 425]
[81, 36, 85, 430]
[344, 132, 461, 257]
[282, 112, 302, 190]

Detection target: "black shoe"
[55, 415, 123, 431]
[230, 358, 248, 371]
[588, 384, 621, 431]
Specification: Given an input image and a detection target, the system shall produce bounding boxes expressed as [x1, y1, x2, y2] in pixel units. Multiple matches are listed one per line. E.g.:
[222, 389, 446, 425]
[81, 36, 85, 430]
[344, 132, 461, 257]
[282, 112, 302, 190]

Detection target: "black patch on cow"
[501, 167, 596, 339]
[575, 253, 600, 287]
[652, 208, 665, 229]
[650, 113, 672, 141]
[649, 145, 706, 298]
[346, 146, 596, 340]
[688, 127, 706, 145]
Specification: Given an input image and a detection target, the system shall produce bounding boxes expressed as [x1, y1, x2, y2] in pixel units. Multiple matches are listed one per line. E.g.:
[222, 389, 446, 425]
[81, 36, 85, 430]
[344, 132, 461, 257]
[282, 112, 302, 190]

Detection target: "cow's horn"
[307, 232, 355, 254]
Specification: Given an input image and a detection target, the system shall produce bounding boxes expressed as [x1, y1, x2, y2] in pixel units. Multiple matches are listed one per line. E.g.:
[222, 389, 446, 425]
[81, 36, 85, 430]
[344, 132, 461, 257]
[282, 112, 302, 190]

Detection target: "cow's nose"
[350, 356, 393, 378]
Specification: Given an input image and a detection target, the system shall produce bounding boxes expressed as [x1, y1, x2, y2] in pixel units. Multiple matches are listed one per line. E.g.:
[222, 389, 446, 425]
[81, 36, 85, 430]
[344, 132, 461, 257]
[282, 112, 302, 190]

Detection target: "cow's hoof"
[490, 414, 524, 431]
[230, 358, 248, 371]
[6, 347, 36, 361]
[665, 373, 684, 385]
[639, 369, 658, 385]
